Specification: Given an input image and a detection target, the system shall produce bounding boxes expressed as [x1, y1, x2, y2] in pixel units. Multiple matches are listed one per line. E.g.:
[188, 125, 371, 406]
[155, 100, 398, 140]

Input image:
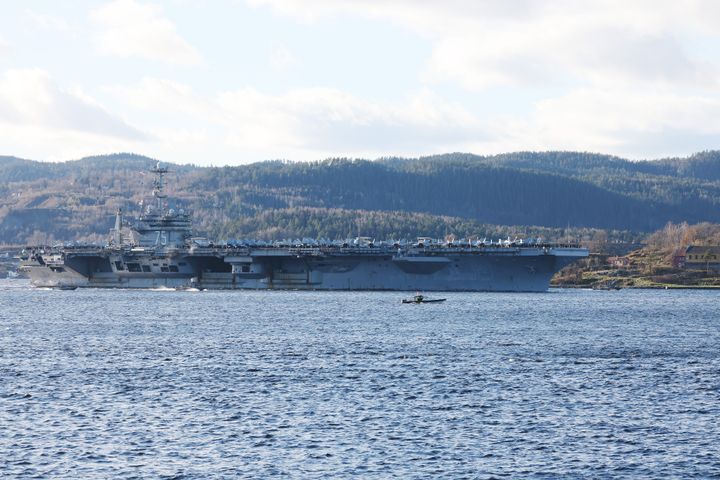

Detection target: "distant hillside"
[554, 221, 720, 289]
[3, 150, 720, 245]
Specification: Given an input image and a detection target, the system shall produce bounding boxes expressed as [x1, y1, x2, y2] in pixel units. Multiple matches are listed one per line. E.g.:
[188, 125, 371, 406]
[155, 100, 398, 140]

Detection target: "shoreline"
[554, 283, 720, 290]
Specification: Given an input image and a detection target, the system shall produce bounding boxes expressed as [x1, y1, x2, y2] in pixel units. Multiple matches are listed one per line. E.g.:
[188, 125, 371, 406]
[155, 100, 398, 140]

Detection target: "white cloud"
[0, 70, 147, 159]
[90, 0, 202, 66]
[250, 0, 720, 91]
[105, 78, 214, 117]
[218, 86, 486, 156]
[471, 88, 720, 159]
[105, 78, 487, 161]
[6, 1, 719, 163]
[99, 75, 720, 163]
[238, 0, 720, 160]
[423, 24, 718, 91]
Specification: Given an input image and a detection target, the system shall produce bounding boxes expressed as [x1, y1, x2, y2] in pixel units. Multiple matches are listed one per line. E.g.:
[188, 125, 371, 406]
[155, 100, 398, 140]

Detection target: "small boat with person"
[175, 277, 205, 291]
[402, 294, 446, 304]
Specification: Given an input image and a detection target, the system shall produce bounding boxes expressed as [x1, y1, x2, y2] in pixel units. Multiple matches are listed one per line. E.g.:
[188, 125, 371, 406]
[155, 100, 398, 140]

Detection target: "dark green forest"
[2, 150, 720, 245]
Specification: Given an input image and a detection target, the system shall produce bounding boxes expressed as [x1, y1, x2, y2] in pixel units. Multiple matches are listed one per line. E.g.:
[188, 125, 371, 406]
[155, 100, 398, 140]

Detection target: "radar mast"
[151, 161, 168, 213]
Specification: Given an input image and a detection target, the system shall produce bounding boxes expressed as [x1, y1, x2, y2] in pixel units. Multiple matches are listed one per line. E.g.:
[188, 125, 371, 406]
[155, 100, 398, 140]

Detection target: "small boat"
[402, 294, 446, 304]
[175, 286, 203, 291]
[175, 278, 204, 291]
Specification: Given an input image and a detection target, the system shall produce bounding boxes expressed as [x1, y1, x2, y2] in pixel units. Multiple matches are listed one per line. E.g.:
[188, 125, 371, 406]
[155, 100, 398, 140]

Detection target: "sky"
[1, 0, 720, 165]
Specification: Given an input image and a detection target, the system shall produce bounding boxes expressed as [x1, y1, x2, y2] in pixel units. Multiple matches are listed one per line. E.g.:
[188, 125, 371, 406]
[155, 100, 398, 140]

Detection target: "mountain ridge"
[2, 150, 720, 245]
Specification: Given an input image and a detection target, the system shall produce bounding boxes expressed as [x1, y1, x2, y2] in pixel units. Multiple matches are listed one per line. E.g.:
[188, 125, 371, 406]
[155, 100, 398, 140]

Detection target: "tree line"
[4, 151, 720, 245]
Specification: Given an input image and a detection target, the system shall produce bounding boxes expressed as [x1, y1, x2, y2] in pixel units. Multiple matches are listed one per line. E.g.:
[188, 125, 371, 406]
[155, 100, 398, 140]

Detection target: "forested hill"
[3, 150, 720, 245]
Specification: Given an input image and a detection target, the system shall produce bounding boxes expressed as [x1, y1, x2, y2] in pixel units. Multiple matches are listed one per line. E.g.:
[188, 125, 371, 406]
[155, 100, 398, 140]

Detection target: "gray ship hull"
[20, 246, 587, 292]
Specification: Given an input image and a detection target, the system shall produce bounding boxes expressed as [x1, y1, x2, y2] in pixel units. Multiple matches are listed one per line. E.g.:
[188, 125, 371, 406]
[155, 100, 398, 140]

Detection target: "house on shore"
[607, 256, 630, 268]
[684, 245, 720, 271]
[671, 248, 685, 268]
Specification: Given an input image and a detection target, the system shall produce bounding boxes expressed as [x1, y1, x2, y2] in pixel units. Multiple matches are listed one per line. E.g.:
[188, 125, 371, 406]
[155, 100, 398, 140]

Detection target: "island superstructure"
[19, 163, 588, 291]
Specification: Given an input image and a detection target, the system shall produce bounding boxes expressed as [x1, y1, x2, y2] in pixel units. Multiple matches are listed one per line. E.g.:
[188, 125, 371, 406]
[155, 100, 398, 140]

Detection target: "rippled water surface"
[1, 281, 719, 478]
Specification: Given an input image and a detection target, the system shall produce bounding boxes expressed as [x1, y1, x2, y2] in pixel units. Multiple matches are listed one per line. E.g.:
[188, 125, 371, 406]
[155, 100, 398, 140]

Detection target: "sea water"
[1, 280, 719, 478]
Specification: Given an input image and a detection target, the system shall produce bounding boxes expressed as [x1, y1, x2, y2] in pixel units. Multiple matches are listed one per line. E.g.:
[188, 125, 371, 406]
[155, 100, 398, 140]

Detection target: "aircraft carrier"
[19, 163, 588, 291]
